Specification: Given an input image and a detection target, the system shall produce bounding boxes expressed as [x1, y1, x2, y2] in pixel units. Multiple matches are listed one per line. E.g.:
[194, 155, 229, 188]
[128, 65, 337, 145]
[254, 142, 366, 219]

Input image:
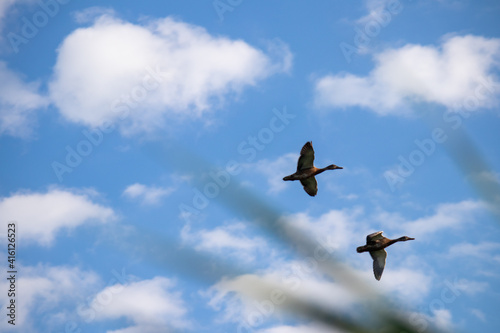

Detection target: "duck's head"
[326, 164, 343, 170]
[399, 236, 415, 241]
[283, 175, 293, 181]
[356, 245, 367, 253]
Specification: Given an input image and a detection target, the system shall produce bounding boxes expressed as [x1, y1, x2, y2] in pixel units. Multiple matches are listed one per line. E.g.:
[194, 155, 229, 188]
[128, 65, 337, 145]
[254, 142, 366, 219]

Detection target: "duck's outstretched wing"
[297, 141, 315, 171]
[300, 176, 318, 196]
[370, 249, 387, 281]
[367, 231, 384, 244]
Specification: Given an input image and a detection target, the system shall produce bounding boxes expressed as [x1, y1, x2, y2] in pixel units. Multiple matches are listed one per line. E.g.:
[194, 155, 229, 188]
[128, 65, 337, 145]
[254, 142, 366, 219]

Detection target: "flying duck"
[283, 141, 343, 196]
[357, 231, 415, 280]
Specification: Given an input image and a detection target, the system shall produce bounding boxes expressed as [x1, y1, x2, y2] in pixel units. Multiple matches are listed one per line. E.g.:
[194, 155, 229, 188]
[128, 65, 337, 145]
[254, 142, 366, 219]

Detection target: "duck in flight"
[283, 141, 343, 196]
[357, 231, 415, 280]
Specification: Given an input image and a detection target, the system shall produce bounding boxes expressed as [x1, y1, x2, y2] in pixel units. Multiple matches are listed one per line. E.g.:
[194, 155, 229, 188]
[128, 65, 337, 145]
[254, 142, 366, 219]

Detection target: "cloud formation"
[0, 0, 17, 26]
[257, 323, 340, 333]
[0, 61, 48, 138]
[181, 222, 268, 263]
[448, 241, 500, 259]
[0, 0, 36, 33]
[122, 183, 174, 205]
[202, 207, 435, 331]
[49, 14, 292, 134]
[315, 35, 500, 115]
[0, 187, 115, 246]
[206, 265, 358, 327]
[380, 200, 484, 238]
[356, 0, 398, 25]
[0, 264, 100, 332]
[90, 276, 189, 332]
[246, 153, 298, 194]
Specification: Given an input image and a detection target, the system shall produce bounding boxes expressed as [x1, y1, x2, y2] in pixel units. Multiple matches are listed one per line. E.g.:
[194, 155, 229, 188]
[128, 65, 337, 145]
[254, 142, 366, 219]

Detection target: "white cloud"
[89, 276, 189, 332]
[247, 153, 298, 194]
[257, 323, 341, 333]
[206, 259, 431, 330]
[448, 241, 500, 259]
[196, 198, 497, 332]
[315, 35, 500, 115]
[0, 0, 37, 31]
[452, 278, 488, 295]
[470, 308, 486, 322]
[406, 308, 455, 333]
[356, 0, 396, 25]
[376, 268, 432, 303]
[0, 61, 48, 138]
[49, 14, 292, 134]
[181, 222, 268, 263]
[283, 207, 367, 254]
[379, 200, 484, 238]
[202, 209, 426, 320]
[72, 6, 116, 24]
[0, 187, 116, 246]
[122, 183, 174, 205]
[469, 170, 500, 184]
[202, 200, 483, 321]
[206, 262, 436, 332]
[0, 264, 100, 332]
[203, 203, 477, 330]
[206, 264, 358, 326]
[0, 0, 17, 24]
[431, 309, 453, 331]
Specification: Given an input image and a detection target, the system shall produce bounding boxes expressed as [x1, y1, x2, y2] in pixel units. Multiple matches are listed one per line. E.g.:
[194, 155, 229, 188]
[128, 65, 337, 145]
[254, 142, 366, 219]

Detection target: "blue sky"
[0, 0, 500, 332]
